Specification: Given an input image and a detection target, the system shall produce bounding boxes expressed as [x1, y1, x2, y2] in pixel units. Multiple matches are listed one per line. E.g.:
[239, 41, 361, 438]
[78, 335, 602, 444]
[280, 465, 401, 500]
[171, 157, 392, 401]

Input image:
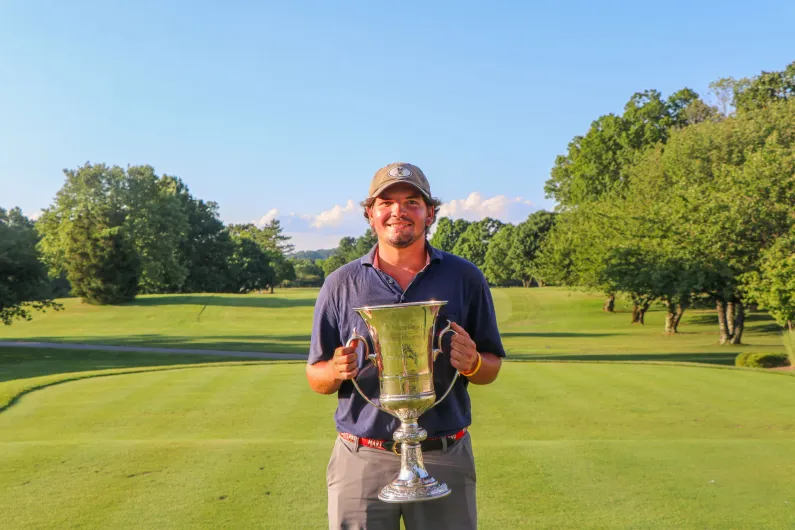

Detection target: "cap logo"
[388, 166, 412, 179]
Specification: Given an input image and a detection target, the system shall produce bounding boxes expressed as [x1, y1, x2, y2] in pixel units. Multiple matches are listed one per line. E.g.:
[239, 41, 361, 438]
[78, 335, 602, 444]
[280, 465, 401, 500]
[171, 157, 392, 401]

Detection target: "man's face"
[367, 183, 433, 249]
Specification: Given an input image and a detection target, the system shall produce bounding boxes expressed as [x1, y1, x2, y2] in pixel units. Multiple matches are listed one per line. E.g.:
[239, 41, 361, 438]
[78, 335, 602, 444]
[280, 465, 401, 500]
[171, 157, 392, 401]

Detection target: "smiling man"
[306, 162, 505, 530]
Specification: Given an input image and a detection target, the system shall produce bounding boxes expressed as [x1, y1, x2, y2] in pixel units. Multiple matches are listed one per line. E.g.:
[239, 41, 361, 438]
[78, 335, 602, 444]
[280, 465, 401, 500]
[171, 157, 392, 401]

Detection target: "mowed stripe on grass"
[0, 287, 788, 364]
[1, 363, 793, 529]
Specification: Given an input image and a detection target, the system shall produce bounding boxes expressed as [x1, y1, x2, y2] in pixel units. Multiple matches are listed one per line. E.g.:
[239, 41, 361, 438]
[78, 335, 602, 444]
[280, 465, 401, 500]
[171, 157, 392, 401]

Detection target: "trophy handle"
[346, 329, 392, 415]
[430, 320, 461, 409]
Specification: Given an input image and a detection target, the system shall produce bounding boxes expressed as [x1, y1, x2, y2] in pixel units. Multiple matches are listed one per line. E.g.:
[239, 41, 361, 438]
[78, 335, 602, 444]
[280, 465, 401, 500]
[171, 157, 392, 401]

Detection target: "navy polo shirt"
[308, 243, 506, 440]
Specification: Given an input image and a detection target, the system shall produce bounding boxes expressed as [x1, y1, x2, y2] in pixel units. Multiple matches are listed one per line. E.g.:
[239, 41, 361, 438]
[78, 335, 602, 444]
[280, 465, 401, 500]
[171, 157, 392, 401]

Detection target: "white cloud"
[250, 200, 364, 251]
[437, 192, 534, 223]
[311, 199, 358, 229]
[25, 209, 44, 221]
[252, 192, 536, 252]
[254, 208, 279, 227]
[286, 231, 348, 252]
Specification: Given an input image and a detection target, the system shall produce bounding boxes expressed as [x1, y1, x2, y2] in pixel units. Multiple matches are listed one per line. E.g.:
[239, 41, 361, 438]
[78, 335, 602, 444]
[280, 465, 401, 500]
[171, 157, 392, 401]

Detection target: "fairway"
[2, 288, 793, 528]
[0, 288, 787, 363]
[1, 362, 793, 529]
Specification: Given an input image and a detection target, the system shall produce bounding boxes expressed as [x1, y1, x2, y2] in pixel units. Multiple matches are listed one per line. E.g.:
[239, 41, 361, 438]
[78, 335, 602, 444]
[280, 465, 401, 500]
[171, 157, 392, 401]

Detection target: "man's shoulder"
[323, 257, 367, 288]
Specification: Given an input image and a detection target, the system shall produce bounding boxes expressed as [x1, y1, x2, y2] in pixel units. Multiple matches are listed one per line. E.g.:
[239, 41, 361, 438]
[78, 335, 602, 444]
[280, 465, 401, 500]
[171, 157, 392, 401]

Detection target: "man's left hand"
[449, 322, 479, 373]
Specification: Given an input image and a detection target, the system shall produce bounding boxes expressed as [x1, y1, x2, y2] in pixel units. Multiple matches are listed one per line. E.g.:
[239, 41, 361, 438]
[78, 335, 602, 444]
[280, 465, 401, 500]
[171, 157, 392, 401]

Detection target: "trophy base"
[378, 478, 451, 503]
[378, 430, 452, 503]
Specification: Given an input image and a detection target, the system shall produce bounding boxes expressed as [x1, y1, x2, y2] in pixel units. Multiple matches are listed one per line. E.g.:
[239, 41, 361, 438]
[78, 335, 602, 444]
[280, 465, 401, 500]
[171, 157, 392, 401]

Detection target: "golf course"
[1, 287, 793, 529]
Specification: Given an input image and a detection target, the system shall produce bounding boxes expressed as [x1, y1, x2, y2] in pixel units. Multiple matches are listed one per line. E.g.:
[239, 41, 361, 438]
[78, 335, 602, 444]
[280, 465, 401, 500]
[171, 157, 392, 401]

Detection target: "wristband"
[460, 352, 482, 377]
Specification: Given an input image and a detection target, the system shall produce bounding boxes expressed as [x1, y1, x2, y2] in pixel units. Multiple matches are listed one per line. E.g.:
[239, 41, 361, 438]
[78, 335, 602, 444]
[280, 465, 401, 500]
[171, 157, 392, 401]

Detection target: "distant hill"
[289, 248, 335, 260]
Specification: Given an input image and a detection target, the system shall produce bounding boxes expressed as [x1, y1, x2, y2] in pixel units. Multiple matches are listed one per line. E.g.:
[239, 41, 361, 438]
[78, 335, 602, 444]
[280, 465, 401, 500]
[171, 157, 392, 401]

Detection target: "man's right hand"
[329, 339, 360, 380]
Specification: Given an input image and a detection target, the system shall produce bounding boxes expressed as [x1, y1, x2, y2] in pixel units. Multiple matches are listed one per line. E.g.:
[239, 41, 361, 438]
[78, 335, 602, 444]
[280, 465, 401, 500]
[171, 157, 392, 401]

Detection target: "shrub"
[734, 352, 753, 367]
[735, 352, 791, 369]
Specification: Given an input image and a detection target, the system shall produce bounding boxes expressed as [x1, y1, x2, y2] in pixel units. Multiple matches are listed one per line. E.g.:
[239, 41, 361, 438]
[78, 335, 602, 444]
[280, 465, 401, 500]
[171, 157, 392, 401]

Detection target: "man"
[306, 162, 505, 530]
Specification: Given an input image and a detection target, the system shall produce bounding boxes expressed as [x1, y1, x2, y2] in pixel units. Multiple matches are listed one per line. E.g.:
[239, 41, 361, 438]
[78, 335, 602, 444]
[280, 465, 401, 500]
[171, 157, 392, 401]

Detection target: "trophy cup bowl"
[346, 301, 460, 503]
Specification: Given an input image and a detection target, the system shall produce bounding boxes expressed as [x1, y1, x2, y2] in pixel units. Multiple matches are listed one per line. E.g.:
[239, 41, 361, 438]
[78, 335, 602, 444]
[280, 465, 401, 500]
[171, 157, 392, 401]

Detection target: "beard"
[386, 231, 423, 248]
[384, 220, 426, 249]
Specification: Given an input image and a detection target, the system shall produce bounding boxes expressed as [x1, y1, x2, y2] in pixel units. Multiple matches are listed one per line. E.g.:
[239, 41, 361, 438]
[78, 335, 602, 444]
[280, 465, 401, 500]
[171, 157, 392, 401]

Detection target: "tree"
[734, 61, 795, 113]
[545, 88, 710, 208]
[322, 253, 348, 277]
[126, 167, 190, 293]
[626, 98, 795, 342]
[62, 207, 140, 305]
[741, 227, 795, 362]
[269, 251, 296, 293]
[508, 211, 556, 287]
[430, 217, 470, 252]
[483, 224, 517, 286]
[452, 218, 503, 270]
[0, 207, 62, 324]
[318, 230, 380, 278]
[172, 184, 234, 293]
[260, 219, 295, 255]
[741, 230, 795, 326]
[227, 238, 275, 293]
[321, 236, 357, 277]
[289, 258, 325, 287]
[37, 163, 141, 304]
[227, 222, 295, 291]
[353, 229, 377, 257]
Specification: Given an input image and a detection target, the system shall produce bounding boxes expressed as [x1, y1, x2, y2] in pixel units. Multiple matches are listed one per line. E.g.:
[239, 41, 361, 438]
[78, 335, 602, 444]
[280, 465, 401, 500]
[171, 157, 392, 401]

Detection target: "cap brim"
[370, 179, 431, 200]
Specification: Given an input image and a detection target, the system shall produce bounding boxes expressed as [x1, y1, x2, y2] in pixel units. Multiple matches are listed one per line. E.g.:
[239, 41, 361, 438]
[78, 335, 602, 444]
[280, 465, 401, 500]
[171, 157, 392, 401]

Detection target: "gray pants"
[326, 433, 477, 530]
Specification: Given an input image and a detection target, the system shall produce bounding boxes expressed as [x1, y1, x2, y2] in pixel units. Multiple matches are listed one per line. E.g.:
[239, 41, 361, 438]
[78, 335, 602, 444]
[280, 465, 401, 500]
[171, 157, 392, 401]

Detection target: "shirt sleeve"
[467, 275, 507, 358]
[308, 280, 341, 365]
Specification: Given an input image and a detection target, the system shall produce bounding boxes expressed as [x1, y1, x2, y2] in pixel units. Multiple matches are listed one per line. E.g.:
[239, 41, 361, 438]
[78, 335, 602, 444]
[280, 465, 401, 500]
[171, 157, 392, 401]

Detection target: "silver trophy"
[346, 300, 460, 503]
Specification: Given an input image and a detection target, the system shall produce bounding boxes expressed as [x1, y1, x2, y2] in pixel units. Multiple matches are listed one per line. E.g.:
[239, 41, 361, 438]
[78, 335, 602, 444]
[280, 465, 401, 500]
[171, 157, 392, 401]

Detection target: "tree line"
[296, 210, 556, 290]
[2, 163, 298, 321]
[535, 60, 795, 344]
[4, 60, 793, 344]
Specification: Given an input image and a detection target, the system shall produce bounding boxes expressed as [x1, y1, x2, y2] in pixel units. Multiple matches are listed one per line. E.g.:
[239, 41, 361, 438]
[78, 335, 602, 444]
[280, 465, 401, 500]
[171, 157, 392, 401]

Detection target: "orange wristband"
[460, 352, 482, 377]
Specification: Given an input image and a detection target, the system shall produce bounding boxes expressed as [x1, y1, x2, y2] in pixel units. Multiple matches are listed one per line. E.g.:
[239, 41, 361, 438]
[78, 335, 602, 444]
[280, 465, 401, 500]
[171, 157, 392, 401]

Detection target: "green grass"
[0, 289, 319, 353]
[0, 346, 250, 383]
[0, 287, 788, 364]
[1, 288, 793, 528]
[0, 363, 793, 529]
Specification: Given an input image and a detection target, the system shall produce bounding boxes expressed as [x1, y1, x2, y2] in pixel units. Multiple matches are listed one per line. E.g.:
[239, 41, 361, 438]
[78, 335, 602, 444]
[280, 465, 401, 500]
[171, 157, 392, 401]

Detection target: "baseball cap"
[368, 162, 431, 200]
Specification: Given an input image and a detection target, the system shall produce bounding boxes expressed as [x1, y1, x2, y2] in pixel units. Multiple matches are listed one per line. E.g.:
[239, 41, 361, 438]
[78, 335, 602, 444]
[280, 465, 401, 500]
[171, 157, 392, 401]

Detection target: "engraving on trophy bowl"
[346, 300, 461, 503]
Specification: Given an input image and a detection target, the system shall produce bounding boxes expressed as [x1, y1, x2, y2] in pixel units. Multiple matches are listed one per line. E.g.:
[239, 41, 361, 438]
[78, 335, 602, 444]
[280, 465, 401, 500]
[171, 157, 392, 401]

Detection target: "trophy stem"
[378, 420, 451, 503]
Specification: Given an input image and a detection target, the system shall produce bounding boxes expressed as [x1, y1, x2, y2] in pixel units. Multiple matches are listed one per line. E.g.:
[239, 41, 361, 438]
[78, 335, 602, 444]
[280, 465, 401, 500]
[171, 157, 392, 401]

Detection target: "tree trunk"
[269, 285, 274, 294]
[537, 280, 545, 287]
[726, 302, 736, 338]
[716, 299, 730, 344]
[664, 301, 676, 334]
[603, 295, 615, 313]
[632, 302, 650, 325]
[639, 302, 650, 325]
[522, 279, 530, 288]
[729, 301, 744, 344]
[672, 303, 686, 333]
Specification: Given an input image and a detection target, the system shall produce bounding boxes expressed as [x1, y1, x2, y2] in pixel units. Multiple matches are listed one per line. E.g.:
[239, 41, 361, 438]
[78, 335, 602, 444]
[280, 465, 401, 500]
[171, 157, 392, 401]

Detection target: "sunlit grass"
[1, 363, 793, 529]
[0, 288, 787, 365]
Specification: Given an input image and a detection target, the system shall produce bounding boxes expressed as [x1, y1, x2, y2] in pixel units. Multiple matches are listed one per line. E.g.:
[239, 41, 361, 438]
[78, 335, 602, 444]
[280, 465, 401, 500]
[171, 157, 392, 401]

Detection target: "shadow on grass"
[124, 295, 315, 309]
[8, 334, 311, 354]
[0, 347, 283, 383]
[687, 311, 778, 327]
[508, 351, 738, 366]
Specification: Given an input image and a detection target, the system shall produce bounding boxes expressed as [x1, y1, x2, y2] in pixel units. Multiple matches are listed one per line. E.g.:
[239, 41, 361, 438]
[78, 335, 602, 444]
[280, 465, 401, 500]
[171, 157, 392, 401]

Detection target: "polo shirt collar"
[360, 242, 443, 267]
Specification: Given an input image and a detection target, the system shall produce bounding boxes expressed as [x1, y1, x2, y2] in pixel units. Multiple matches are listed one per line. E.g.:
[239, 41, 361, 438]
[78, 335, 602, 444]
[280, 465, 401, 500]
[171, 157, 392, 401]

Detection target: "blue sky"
[2, 1, 794, 250]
